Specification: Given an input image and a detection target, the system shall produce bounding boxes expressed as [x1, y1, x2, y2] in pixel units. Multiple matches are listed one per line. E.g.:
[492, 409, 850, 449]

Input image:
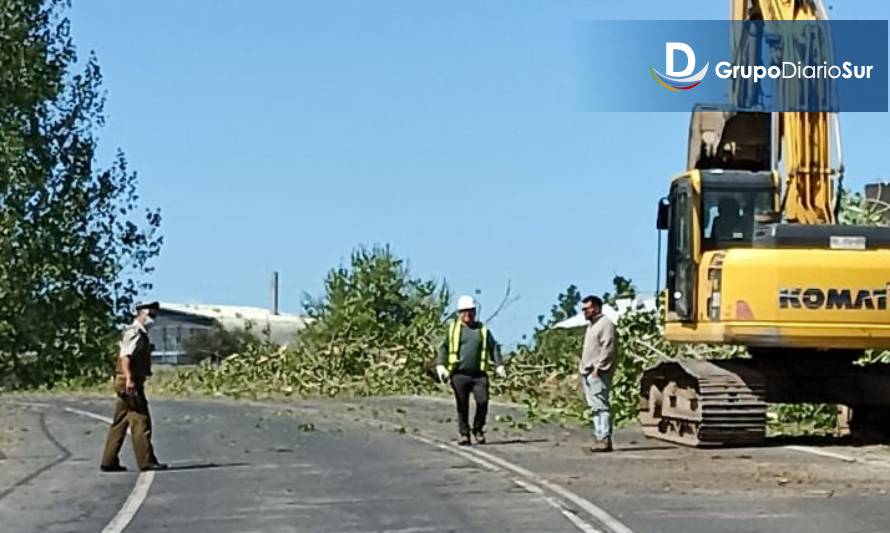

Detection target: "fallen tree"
[163, 187, 887, 434]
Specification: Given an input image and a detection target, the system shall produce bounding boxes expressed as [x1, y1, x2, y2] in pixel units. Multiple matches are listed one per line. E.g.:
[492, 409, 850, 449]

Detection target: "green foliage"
[608, 304, 675, 424]
[537, 284, 581, 327]
[164, 239, 876, 436]
[602, 275, 636, 306]
[299, 244, 449, 378]
[768, 403, 837, 436]
[166, 245, 449, 398]
[497, 280, 679, 428]
[165, 273, 732, 432]
[183, 322, 268, 364]
[838, 186, 888, 226]
[0, 0, 161, 389]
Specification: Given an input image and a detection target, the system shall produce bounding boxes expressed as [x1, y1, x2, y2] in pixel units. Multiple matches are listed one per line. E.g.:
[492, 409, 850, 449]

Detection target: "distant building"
[148, 302, 310, 365]
[551, 293, 657, 329]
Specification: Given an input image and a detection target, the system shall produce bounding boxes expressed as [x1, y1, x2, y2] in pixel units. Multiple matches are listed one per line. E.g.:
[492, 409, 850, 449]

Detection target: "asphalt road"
[2, 395, 890, 533]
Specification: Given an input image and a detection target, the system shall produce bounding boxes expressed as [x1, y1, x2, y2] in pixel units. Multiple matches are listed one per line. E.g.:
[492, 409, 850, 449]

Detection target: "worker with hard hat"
[436, 295, 506, 445]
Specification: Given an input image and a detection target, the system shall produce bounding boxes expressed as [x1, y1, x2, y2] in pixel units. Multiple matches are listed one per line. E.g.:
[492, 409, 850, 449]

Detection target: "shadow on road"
[762, 434, 890, 448]
[612, 445, 676, 452]
[656, 435, 890, 451]
[164, 461, 251, 472]
[629, 431, 889, 451]
[481, 438, 549, 446]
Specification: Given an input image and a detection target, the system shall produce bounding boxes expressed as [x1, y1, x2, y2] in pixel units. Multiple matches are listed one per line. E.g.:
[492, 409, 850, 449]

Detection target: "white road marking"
[333, 406, 632, 533]
[784, 445, 856, 463]
[464, 446, 635, 533]
[556, 504, 605, 533]
[63, 407, 115, 425]
[409, 434, 499, 472]
[785, 445, 890, 468]
[98, 471, 155, 533]
[63, 406, 156, 533]
[410, 433, 606, 533]
[513, 479, 601, 533]
[180, 398, 623, 532]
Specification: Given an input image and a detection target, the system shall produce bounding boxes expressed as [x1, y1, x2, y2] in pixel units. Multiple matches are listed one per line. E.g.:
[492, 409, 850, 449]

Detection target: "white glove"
[495, 365, 506, 379]
[436, 365, 450, 383]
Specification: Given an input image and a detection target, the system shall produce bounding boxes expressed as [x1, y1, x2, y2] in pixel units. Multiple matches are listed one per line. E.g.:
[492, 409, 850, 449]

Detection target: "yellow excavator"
[640, 0, 890, 446]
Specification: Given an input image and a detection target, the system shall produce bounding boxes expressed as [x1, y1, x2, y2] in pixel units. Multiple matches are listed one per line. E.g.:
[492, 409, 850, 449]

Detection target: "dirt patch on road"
[304, 395, 890, 499]
[0, 403, 31, 459]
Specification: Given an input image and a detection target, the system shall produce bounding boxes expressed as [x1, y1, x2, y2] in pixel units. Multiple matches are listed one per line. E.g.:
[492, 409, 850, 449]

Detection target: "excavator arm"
[731, 0, 839, 224]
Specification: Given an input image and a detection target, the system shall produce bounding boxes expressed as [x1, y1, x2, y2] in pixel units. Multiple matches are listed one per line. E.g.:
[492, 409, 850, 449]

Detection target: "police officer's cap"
[135, 301, 160, 312]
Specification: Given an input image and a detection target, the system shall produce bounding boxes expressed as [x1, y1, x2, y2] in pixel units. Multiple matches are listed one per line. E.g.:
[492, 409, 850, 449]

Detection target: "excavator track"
[639, 359, 767, 447]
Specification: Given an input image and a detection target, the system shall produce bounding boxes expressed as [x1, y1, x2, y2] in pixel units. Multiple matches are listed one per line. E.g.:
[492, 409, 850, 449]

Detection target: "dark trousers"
[101, 377, 158, 469]
[450, 372, 489, 436]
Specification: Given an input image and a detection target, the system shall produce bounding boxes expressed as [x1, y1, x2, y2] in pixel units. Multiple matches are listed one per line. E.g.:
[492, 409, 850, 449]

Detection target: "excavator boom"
[732, 0, 837, 224]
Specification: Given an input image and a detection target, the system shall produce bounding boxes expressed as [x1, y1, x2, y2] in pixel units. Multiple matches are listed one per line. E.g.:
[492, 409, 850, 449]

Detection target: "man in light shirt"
[579, 295, 619, 452]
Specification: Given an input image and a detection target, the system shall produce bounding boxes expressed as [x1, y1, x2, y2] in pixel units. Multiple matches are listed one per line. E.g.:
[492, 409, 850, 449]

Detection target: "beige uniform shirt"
[116, 322, 153, 379]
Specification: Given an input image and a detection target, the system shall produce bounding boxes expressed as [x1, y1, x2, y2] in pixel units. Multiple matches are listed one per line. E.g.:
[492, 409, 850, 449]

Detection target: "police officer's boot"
[589, 437, 612, 453]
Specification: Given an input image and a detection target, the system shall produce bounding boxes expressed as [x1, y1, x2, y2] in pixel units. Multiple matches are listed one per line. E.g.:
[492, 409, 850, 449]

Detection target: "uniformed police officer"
[100, 301, 168, 472]
[436, 295, 506, 446]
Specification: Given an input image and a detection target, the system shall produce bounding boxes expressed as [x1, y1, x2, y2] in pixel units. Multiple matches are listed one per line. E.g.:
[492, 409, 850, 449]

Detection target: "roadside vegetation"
[0, 0, 161, 391]
[157, 190, 890, 435]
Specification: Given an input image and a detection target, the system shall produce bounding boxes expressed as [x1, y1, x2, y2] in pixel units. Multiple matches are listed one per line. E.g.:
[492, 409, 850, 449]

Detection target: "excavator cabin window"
[701, 188, 774, 250]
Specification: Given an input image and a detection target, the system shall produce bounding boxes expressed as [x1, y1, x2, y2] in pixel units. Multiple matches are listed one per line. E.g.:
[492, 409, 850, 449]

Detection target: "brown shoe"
[589, 438, 613, 453]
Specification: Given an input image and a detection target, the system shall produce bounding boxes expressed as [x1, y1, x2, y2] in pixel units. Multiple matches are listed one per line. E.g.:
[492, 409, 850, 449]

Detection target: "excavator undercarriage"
[640, 352, 890, 446]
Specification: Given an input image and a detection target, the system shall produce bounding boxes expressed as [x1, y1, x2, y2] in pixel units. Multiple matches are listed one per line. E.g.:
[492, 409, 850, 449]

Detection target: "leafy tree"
[838, 185, 888, 226]
[299, 244, 449, 377]
[0, 0, 161, 388]
[602, 275, 636, 307]
[168, 244, 450, 398]
[522, 284, 585, 368]
[539, 284, 581, 327]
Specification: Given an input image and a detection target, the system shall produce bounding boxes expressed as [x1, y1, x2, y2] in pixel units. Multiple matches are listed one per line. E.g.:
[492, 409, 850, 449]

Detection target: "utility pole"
[271, 271, 279, 315]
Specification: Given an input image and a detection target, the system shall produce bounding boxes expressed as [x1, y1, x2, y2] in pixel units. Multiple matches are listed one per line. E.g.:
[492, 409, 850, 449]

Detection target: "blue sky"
[68, 1, 890, 343]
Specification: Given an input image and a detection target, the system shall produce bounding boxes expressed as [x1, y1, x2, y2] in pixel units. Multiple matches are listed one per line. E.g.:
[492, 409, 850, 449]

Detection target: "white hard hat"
[456, 295, 477, 311]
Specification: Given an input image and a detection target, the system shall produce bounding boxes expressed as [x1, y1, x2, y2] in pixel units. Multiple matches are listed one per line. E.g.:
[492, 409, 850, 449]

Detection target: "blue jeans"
[581, 372, 612, 440]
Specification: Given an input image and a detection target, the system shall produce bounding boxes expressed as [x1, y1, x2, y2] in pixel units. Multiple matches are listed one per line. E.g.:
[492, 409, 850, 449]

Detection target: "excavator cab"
[657, 105, 779, 323]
